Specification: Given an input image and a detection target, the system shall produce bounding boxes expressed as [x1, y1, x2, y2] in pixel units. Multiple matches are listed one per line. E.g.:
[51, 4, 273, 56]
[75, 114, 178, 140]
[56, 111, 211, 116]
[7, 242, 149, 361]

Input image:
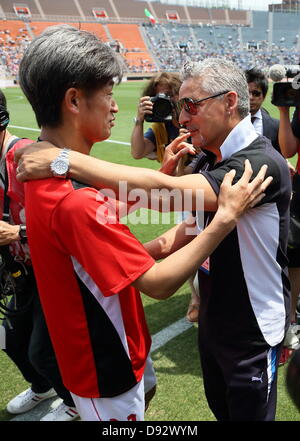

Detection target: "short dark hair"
[19, 24, 123, 128]
[0, 89, 7, 109]
[245, 68, 268, 98]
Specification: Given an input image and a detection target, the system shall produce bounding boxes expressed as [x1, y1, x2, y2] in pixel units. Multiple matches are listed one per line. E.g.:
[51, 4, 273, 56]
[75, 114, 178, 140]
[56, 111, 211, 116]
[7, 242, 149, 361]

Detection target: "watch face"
[53, 159, 69, 175]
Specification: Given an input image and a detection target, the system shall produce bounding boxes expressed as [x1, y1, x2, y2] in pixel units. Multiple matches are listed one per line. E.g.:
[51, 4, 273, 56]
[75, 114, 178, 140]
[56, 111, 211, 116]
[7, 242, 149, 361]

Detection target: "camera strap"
[1, 137, 23, 223]
[0, 138, 34, 319]
[0, 137, 23, 265]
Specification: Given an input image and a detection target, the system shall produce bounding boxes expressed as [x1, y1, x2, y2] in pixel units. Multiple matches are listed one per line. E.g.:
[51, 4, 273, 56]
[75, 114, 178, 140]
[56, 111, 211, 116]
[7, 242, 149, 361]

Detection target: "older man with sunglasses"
[175, 58, 290, 421]
[15, 57, 289, 421]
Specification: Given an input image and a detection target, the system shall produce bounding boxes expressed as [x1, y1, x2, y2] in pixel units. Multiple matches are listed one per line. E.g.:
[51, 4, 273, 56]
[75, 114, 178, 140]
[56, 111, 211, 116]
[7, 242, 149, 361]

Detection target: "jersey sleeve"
[51, 186, 155, 297]
[200, 157, 244, 196]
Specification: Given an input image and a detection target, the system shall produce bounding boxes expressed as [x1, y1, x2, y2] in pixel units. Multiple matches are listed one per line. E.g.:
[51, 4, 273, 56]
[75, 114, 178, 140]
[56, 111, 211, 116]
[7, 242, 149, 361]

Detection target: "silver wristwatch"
[50, 148, 71, 178]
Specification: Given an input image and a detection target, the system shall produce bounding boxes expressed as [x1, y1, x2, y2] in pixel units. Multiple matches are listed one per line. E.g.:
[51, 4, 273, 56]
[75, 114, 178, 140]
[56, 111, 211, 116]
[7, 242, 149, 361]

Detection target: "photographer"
[277, 103, 300, 365]
[131, 72, 183, 162]
[0, 89, 78, 421]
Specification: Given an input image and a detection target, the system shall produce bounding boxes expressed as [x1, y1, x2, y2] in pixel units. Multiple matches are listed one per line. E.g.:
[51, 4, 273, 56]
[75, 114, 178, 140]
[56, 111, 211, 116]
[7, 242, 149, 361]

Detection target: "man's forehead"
[102, 79, 115, 90]
[248, 82, 262, 91]
[179, 78, 203, 98]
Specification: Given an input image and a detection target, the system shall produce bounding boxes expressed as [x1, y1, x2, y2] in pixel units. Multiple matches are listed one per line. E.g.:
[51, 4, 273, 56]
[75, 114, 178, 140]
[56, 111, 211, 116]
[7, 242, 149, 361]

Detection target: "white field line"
[151, 318, 193, 353]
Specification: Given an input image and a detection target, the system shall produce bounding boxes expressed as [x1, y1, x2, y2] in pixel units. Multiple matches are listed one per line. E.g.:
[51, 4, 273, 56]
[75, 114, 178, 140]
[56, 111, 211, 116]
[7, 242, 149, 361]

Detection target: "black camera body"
[271, 65, 300, 107]
[145, 93, 174, 123]
[271, 82, 300, 107]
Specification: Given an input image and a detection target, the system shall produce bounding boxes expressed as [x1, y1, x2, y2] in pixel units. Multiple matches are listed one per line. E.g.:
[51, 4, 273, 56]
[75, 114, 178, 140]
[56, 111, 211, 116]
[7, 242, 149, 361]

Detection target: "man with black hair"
[0, 89, 79, 421]
[245, 68, 281, 153]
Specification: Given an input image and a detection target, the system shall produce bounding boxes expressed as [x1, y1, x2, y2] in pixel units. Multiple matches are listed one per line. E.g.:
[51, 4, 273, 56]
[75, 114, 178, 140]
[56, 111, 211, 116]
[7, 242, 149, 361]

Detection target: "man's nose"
[179, 109, 189, 126]
[112, 99, 118, 113]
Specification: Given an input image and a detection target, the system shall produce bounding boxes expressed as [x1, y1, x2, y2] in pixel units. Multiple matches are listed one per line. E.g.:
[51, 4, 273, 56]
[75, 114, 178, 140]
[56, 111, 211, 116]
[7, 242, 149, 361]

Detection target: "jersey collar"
[219, 114, 259, 162]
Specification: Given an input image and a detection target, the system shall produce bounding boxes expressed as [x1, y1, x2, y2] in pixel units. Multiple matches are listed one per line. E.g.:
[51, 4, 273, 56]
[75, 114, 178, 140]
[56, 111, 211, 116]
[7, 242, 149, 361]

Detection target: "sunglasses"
[177, 91, 230, 115]
[249, 90, 262, 97]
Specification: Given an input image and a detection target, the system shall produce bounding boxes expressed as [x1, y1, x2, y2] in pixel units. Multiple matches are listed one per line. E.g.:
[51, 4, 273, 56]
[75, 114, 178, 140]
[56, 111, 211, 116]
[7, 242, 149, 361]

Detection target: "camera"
[145, 93, 174, 123]
[270, 64, 300, 106]
[271, 83, 300, 107]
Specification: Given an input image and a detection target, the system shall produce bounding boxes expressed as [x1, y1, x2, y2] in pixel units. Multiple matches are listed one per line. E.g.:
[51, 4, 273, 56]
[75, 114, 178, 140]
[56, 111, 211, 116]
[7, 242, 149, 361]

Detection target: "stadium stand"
[210, 7, 227, 24]
[111, 0, 150, 22]
[78, 0, 117, 21]
[34, 0, 81, 20]
[150, 2, 189, 24]
[228, 9, 250, 25]
[0, 0, 299, 79]
[0, 19, 30, 40]
[186, 6, 211, 24]
[108, 23, 147, 51]
[272, 10, 300, 47]
[107, 23, 156, 71]
[0, 0, 39, 17]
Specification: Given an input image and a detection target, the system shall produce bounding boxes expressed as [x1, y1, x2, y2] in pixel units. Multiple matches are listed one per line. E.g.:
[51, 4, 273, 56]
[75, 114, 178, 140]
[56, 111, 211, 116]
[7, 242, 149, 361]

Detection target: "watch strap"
[19, 224, 27, 244]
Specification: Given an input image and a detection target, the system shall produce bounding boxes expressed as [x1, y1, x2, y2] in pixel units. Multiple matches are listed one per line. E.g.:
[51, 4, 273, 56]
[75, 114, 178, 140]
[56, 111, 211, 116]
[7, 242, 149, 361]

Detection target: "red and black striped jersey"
[24, 178, 155, 398]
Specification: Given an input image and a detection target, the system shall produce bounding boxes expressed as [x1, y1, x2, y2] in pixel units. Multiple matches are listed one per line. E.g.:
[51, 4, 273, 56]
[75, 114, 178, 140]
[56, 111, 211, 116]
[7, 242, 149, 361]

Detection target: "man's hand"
[14, 142, 61, 181]
[216, 159, 272, 225]
[0, 221, 20, 245]
[159, 132, 196, 176]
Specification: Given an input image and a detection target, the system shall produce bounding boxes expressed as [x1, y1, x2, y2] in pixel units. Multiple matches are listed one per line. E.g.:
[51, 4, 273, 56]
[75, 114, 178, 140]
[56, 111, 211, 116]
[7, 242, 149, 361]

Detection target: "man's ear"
[225, 91, 238, 114]
[64, 88, 81, 114]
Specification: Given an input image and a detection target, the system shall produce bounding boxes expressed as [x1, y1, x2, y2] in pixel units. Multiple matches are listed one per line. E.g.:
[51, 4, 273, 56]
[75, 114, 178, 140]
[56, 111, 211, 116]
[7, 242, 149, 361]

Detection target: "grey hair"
[19, 24, 124, 127]
[180, 58, 250, 119]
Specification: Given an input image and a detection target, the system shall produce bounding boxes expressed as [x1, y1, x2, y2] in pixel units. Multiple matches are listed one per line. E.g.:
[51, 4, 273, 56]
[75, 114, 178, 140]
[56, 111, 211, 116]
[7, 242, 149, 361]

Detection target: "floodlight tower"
[238, 0, 243, 9]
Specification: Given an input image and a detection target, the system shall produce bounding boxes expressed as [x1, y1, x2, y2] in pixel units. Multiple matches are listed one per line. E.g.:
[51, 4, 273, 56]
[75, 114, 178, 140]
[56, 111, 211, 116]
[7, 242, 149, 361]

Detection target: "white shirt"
[219, 114, 259, 162]
[251, 109, 263, 136]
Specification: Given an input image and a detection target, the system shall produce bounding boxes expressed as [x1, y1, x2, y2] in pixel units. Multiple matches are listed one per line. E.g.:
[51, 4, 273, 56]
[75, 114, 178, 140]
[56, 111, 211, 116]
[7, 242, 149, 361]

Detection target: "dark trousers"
[198, 331, 282, 421]
[2, 280, 74, 407]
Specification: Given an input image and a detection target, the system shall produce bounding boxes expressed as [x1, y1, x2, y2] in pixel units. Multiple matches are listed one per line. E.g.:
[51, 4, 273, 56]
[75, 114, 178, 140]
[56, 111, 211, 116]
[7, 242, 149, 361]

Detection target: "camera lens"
[153, 99, 172, 119]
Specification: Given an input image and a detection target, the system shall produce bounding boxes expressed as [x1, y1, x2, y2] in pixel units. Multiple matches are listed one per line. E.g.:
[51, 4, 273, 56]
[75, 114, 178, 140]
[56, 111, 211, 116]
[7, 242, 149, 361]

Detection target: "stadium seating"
[150, 2, 189, 23]
[0, 0, 299, 78]
[111, 0, 150, 21]
[107, 24, 147, 51]
[0, 0, 39, 16]
[77, 0, 116, 21]
[0, 19, 30, 41]
[107, 23, 156, 71]
[36, 0, 81, 19]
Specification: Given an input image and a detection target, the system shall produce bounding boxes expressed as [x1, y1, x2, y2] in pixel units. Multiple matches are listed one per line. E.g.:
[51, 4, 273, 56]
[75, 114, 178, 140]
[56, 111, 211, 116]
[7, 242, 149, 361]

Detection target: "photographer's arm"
[278, 106, 300, 158]
[131, 96, 156, 159]
[130, 120, 157, 159]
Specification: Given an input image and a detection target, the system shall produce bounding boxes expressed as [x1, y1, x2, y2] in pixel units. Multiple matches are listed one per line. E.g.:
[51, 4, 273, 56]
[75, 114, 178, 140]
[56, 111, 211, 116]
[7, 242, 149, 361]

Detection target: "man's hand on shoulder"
[215, 159, 273, 226]
[14, 142, 61, 181]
